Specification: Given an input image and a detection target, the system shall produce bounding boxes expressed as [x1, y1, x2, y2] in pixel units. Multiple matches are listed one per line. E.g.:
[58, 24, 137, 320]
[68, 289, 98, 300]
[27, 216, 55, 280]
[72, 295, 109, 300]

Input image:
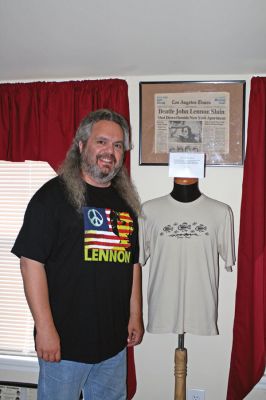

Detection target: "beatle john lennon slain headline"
[155, 92, 229, 164]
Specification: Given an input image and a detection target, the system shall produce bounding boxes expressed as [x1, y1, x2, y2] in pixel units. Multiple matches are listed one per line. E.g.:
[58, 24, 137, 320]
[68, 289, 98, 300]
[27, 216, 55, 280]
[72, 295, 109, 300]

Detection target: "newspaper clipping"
[155, 92, 230, 164]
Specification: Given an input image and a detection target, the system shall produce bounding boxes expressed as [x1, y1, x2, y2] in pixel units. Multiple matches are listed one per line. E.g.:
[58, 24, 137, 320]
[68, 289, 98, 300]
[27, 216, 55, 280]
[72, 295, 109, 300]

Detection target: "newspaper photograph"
[155, 92, 230, 164]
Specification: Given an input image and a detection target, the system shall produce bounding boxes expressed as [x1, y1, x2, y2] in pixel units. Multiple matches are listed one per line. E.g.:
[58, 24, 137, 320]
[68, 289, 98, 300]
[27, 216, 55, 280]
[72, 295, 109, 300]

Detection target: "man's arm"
[127, 263, 144, 347]
[20, 256, 61, 362]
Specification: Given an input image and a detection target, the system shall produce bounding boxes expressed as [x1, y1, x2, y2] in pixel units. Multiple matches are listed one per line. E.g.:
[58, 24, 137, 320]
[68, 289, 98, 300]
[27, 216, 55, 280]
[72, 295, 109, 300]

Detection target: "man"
[12, 109, 144, 400]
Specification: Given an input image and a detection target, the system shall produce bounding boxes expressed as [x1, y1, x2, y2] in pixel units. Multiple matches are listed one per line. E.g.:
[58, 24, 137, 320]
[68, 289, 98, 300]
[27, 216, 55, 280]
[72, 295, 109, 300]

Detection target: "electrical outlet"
[187, 388, 205, 400]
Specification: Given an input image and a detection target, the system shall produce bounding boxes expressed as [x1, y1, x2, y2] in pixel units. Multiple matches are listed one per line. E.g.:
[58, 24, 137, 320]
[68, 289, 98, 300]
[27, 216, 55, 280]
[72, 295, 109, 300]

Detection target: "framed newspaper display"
[139, 80, 246, 166]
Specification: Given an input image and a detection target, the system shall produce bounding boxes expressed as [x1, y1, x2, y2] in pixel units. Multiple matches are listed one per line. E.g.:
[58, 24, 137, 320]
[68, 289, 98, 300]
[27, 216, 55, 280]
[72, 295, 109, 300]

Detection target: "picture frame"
[139, 80, 246, 166]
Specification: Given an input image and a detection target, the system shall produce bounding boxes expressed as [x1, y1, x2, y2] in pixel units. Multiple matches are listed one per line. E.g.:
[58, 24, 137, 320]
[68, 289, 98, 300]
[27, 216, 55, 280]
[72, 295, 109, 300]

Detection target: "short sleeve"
[218, 206, 236, 269]
[11, 197, 57, 264]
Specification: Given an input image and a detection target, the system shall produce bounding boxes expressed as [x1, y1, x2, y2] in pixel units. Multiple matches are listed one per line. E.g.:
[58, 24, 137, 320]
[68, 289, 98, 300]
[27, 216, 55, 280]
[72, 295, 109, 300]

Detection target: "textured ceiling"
[0, 0, 266, 81]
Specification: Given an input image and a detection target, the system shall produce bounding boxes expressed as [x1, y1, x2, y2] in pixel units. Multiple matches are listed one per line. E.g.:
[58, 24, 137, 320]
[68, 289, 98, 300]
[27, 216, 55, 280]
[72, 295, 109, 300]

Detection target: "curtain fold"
[0, 79, 130, 171]
[0, 78, 136, 399]
[227, 76, 266, 399]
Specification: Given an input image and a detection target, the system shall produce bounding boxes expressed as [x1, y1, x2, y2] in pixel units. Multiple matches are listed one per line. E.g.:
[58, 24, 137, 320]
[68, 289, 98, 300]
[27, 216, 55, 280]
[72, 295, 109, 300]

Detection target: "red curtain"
[0, 79, 130, 171]
[0, 78, 136, 399]
[227, 77, 266, 399]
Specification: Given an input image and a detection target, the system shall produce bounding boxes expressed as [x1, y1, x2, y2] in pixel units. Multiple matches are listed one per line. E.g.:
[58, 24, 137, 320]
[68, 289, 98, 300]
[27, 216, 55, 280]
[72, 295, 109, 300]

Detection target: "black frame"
[139, 80, 246, 166]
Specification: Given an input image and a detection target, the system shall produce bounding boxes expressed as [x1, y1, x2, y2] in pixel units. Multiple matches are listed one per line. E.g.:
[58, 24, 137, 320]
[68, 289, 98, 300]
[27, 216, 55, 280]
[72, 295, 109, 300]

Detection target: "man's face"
[79, 120, 125, 187]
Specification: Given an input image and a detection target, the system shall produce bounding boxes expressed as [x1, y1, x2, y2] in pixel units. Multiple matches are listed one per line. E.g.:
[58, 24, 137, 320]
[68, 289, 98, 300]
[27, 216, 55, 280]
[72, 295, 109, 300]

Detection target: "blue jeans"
[37, 348, 127, 400]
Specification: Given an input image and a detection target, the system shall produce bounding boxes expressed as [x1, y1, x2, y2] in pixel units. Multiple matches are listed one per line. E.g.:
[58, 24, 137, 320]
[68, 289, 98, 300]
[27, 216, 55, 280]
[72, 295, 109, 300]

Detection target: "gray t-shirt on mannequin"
[139, 192, 235, 335]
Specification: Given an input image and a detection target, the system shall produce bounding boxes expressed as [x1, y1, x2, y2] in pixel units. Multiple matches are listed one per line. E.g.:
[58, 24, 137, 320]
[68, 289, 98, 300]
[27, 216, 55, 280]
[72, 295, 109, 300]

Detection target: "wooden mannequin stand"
[171, 177, 201, 400]
[174, 334, 187, 400]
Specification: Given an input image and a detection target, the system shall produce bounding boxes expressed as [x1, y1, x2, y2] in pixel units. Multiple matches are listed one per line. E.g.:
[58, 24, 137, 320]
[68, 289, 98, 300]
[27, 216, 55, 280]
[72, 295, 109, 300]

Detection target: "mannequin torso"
[170, 177, 201, 341]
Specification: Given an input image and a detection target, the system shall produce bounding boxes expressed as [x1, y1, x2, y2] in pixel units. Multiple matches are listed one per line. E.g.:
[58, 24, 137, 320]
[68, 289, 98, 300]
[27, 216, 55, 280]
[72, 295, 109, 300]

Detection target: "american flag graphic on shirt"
[83, 207, 134, 255]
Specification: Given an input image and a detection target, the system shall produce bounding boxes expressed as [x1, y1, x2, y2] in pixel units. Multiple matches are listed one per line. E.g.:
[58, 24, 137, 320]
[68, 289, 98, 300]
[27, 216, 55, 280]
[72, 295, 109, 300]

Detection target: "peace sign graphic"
[88, 209, 104, 227]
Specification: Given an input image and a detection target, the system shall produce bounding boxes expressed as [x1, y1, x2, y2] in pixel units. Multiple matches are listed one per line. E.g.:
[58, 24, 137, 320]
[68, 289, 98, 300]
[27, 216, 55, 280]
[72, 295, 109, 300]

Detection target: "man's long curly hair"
[58, 109, 141, 216]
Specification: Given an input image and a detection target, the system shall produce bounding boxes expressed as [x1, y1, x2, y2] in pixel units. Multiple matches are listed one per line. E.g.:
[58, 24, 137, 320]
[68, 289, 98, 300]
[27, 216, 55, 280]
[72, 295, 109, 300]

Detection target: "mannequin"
[171, 177, 201, 344]
[171, 177, 200, 400]
[138, 175, 235, 400]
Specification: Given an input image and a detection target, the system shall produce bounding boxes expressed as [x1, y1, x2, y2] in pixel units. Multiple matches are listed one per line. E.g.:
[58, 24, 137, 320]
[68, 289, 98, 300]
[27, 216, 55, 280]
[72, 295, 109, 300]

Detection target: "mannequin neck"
[170, 178, 201, 203]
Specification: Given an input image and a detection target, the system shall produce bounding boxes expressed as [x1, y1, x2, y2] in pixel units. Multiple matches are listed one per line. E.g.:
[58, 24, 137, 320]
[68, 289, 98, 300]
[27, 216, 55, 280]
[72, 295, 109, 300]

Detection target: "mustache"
[96, 153, 116, 162]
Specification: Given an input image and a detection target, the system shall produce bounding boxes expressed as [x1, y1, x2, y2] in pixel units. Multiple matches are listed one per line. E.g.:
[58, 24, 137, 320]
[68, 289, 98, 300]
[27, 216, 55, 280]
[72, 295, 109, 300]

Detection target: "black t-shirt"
[12, 177, 139, 363]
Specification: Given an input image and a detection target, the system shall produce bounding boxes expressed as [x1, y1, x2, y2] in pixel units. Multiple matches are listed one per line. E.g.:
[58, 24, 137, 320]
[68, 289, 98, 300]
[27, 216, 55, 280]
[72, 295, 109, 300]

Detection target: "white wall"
[127, 74, 265, 400]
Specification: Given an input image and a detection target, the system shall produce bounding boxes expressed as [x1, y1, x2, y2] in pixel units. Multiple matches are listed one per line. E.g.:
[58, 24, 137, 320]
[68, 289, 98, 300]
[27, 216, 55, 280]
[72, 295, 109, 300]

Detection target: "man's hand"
[127, 314, 144, 347]
[36, 323, 61, 362]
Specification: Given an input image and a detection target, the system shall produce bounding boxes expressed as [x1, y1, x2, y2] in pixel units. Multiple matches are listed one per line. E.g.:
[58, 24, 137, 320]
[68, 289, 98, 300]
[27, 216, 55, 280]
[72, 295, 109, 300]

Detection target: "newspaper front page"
[155, 92, 229, 164]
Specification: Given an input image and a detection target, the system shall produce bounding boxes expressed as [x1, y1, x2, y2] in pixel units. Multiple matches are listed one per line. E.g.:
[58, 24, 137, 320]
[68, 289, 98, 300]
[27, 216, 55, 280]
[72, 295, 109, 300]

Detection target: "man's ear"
[78, 141, 83, 154]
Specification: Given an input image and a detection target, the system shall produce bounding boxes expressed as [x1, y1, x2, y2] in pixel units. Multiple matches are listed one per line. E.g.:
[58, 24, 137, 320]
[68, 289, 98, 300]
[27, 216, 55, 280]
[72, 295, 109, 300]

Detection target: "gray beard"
[82, 162, 120, 184]
[81, 153, 123, 185]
